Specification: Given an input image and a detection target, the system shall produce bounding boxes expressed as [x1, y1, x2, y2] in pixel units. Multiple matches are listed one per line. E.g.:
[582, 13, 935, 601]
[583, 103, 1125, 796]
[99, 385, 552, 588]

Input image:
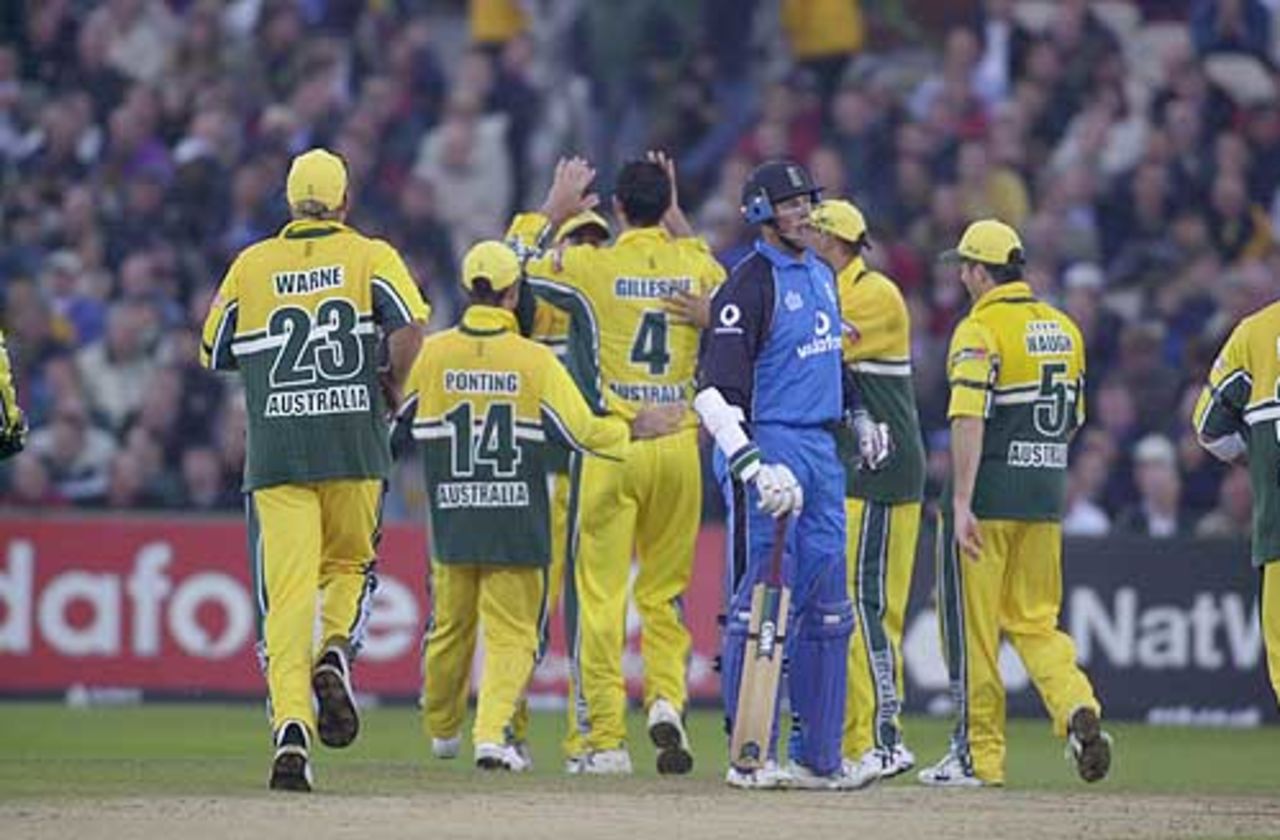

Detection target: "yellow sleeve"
[507, 211, 596, 292]
[200, 258, 242, 371]
[1194, 323, 1250, 439]
[946, 318, 997, 419]
[841, 276, 907, 362]
[370, 240, 430, 329]
[540, 353, 629, 460]
[0, 329, 19, 433]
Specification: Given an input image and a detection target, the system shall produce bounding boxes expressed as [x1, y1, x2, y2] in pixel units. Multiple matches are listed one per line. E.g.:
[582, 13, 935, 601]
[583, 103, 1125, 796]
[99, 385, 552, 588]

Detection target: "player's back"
[409, 319, 560, 565]
[222, 222, 405, 489]
[563, 229, 722, 425]
[957, 282, 1084, 520]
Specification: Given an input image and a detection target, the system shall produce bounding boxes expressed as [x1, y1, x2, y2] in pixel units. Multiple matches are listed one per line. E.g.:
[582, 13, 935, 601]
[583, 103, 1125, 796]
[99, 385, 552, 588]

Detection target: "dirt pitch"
[6, 786, 1279, 840]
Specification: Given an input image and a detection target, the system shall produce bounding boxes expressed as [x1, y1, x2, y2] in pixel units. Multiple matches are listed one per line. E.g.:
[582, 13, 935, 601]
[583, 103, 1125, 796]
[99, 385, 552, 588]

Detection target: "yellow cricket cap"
[286, 148, 348, 210]
[555, 210, 611, 243]
[810, 199, 868, 244]
[461, 241, 522, 291]
[940, 219, 1024, 266]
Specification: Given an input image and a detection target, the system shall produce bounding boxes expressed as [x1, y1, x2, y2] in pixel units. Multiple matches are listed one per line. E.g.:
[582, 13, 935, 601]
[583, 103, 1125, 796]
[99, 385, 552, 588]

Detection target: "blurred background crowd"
[0, 0, 1275, 537]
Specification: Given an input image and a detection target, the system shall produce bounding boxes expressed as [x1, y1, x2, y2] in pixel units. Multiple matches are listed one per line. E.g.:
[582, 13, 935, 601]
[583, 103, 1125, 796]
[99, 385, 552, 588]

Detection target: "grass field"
[2, 703, 1279, 839]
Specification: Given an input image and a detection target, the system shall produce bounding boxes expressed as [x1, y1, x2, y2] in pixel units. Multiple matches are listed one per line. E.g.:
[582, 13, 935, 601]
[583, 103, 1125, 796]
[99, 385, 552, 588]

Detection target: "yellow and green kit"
[202, 218, 429, 736]
[940, 280, 1100, 784]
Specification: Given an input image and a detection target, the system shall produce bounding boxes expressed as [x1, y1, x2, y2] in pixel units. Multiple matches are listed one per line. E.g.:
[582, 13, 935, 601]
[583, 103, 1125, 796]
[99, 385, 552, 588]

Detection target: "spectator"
[1116, 434, 1188, 537]
[1206, 170, 1274, 264]
[1, 452, 63, 507]
[75, 301, 157, 432]
[1195, 465, 1253, 538]
[414, 92, 511, 262]
[26, 397, 116, 502]
[1116, 321, 1181, 426]
[1064, 447, 1112, 536]
[780, 0, 865, 105]
[955, 140, 1029, 227]
[1190, 0, 1272, 59]
[180, 445, 238, 511]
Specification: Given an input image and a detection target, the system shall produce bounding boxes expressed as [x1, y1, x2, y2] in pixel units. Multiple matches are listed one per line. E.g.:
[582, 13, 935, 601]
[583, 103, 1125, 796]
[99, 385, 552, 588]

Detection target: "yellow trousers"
[843, 499, 920, 757]
[509, 466, 585, 757]
[422, 561, 547, 746]
[248, 479, 382, 735]
[1264, 563, 1280, 707]
[937, 517, 1100, 784]
[573, 427, 700, 750]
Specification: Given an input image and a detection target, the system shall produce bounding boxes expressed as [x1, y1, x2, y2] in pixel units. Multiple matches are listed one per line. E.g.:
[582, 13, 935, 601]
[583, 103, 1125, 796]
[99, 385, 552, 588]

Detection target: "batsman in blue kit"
[695, 160, 876, 790]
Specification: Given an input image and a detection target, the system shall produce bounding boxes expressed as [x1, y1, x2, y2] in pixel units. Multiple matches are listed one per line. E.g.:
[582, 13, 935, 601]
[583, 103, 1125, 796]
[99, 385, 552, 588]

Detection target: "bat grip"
[767, 514, 788, 585]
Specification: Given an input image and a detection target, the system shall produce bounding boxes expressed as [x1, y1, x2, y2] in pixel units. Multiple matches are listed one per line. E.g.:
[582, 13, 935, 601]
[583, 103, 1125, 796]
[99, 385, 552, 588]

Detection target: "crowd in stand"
[0, 0, 1275, 537]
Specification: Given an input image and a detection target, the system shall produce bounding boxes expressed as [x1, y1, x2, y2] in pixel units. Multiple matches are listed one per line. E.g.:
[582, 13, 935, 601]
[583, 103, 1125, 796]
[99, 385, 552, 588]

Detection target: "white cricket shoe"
[881, 743, 916, 779]
[917, 751, 986, 788]
[564, 754, 585, 775]
[475, 742, 530, 772]
[842, 751, 893, 788]
[788, 759, 876, 791]
[432, 735, 461, 759]
[509, 739, 534, 772]
[725, 760, 792, 790]
[647, 699, 693, 775]
[848, 744, 917, 781]
[580, 748, 633, 775]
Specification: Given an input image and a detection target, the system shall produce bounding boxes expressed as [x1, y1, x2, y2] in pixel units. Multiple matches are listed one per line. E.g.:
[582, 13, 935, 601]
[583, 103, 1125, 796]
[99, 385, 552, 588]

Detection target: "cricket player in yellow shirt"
[0, 329, 25, 459]
[1193, 300, 1280, 707]
[808, 200, 924, 782]
[201, 148, 428, 792]
[920, 220, 1111, 787]
[507, 155, 725, 774]
[404, 240, 673, 770]
[506, 210, 613, 767]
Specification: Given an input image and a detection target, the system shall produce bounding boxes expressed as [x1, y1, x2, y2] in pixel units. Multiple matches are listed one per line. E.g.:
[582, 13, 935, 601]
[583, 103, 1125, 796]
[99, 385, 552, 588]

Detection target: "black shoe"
[1067, 707, 1112, 783]
[269, 721, 313, 792]
[313, 644, 359, 748]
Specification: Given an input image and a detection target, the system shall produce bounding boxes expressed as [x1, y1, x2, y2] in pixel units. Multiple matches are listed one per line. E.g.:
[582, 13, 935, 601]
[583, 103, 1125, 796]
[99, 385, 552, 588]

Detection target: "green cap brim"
[937, 248, 965, 264]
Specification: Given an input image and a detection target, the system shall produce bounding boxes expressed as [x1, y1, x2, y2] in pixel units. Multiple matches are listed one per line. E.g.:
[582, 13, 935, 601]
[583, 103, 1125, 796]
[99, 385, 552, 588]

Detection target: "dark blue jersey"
[698, 239, 843, 427]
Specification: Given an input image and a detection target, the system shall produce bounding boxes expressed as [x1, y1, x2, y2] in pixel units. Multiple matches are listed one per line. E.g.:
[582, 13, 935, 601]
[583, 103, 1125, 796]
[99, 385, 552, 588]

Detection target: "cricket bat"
[729, 515, 791, 770]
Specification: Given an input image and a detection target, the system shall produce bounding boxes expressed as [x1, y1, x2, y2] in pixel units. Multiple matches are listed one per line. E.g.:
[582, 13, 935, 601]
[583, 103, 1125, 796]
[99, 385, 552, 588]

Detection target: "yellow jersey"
[201, 219, 429, 490]
[403, 305, 629, 566]
[1193, 300, 1280, 565]
[836, 258, 924, 502]
[508, 212, 725, 428]
[947, 281, 1085, 520]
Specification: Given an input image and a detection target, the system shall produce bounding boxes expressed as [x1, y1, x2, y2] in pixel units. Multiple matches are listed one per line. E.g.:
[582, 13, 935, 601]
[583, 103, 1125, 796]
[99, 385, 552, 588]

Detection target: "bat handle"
[768, 514, 789, 585]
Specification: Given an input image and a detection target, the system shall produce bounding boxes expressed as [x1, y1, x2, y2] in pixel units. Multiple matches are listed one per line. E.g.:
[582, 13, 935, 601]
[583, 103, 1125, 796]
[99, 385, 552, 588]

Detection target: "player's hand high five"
[540, 157, 599, 228]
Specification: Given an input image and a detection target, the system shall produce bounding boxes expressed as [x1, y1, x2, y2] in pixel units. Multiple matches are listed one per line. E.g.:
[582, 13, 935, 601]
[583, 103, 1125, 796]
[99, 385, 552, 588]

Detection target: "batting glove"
[754, 463, 803, 518]
[852, 410, 893, 472]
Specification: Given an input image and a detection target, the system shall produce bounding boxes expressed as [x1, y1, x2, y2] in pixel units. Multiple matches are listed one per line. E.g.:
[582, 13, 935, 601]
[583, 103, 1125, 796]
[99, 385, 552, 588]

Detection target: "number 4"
[631, 311, 670, 376]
